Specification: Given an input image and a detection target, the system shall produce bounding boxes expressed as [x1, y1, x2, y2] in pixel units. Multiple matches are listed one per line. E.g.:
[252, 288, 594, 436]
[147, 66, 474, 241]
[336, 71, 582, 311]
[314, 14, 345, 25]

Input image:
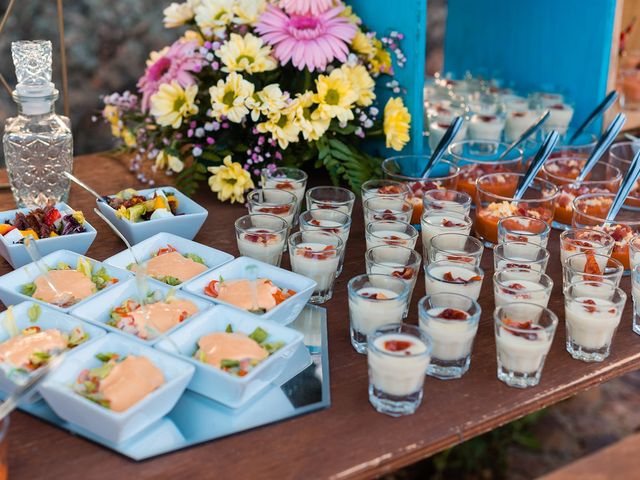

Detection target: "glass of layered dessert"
[467, 114, 506, 141]
[422, 189, 472, 216]
[261, 167, 308, 225]
[348, 274, 410, 354]
[305, 186, 356, 216]
[493, 241, 550, 276]
[246, 188, 297, 228]
[497, 215, 551, 247]
[504, 109, 538, 142]
[493, 268, 553, 310]
[365, 220, 419, 251]
[494, 303, 558, 388]
[427, 233, 484, 267]
[564, 281, 627, 362]
[235, 214, 288, 267]
[475, 173, 558, 245]
[424, 259, 484, 302]
[363, 197, 413, 227]
[367, 323, 432, 416]
[421, 210, 472, 254]
[418, 292, 480, 379]
[288, 230, 343, 304]
[299, 208, 351, 277]
[608, 142, 640, 210]
[562, 253, 624, 294]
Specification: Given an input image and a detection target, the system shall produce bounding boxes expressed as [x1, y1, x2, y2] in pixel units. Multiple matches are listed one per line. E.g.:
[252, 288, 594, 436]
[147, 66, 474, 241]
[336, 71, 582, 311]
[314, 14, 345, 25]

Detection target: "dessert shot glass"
[288, 230, 344, 304]
[363, 196, 413, 227]
[348, 274, 410, 354]
[299, 208, 352, 277]
[365, 244, 421, 318]
[421, 210, 472, 253]
[494, 303, 558, 388]
[564, 281, 627, 362]
[633, 265, 640, 336]
[493, 268, 553, 310]
[427, 233, 484, 267]
[562, 253, 624, 293]
[361, 179, 409, 201]
[261, 167, 308, 225]
[365, 220, 419, 251]
[246, 188, 297, 228]
[235, 214, 288, 267]
[418, 292, 481, 380]
[559, 228, 615, 266]
[493, 241, 550, 276]
[422, 189, 472, 216]
[424, 259, 484, 301]
[497, 215, 551, 248]
[368, 323, 432, 417]
[305, 186, 356, 216]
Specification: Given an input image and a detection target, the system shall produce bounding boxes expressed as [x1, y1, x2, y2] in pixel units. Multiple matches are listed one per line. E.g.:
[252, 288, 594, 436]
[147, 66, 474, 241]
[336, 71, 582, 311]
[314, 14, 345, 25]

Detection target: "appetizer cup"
[494, 303, 558, 388]
[633, 265, 640, 336]
[559, 228, 615, 267]
[305, 186, 356, 216]
[246, 188, 297, 228]
[564, 281, 627, 362]
[38, 333, 195, 444]
[427, 233, 484, 267]
[562, 253, 624, 293]
[420, 210, 472, 254]
[493, 268, 553, 311]
[422, 189, 472, 216]
[365, 220, 419, 251]
[348, 274, 410, 354]
[235, 214, 288, 267]
[361, 179, 410, 201]
[261, 167, 308, 224]
[299, 208, 352, 276]
[493, 242, 550, 277]
[497, 215, 551, 247]
[608, 141, 640, 210]
[418, 293, 480, 380]
[367, 323, 432, 417]
[424, 259, 484, 302]
[363, 197, 413, 227]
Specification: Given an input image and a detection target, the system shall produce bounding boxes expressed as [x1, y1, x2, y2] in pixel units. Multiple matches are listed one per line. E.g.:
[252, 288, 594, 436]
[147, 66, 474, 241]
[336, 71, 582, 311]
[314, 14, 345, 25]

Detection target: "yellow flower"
[207, 156, 255, 203]
[150, 81, 199, 129]
[163, 2, 195, 28]
[312, 69, 358, 123]
[102, 105, 122, 137]
[208, 71, 254, 123]
[122, 129, 137, 148]
[194, 0, 234, 33]
[384, 97, 411, 151]
[181, 30, 205, 45]
[351, 30, 375, 57]
[370, 38, 393, 75]
[156, 150, 185, 173]
[342, 65, 375, 107]
[257, 109, 301, 149]
[290, 91, 330, 141]
[233, 0, 266, 24]
[340, 5, 361, 24]
[216, 33, 277, 74]
[247, 83, 288, 121]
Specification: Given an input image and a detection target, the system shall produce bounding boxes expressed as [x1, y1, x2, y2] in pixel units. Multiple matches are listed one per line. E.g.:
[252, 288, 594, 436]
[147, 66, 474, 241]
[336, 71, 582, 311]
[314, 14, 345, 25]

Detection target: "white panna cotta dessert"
[494, 242, 549, 278]
[425, 262, 484, 301]
[565, 296, 623, 357]
[428, 233, 483, 267]
[262, 177, 306, 213]
[237, 228, 286, 266]
[498, 216, 550, 248]
[500, 94, 529, 112]
[504, 110, 538, 142]
[364, 197, 412, 226]
[494, 277, 552, 313]
[291, 242, 339, 291]
[544, 103, 574, 136]
[468, 114, 505, 141]
[423, 189, 472, 216]
[421, 212, 472, 252]
[428, 121, 468, 151]
[560, 241, 611, 271]
[420, 307, 478, 364]
[496, 319, 553, 376]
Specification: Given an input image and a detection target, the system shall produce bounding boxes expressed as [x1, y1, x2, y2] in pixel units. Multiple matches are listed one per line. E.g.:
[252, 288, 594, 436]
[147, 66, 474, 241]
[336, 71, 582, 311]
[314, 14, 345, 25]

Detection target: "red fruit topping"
[512, 111, 526, 118]
[550, 104, 565, 109]
[156, 244, 178, 256]
[392, 267, 414, 279]
[478, 115, 496, 122]
[506, 234, 530, 242]
[43, 208, 61, 227]
[508, 283, 526, 290]
[583, 253, 602, 276]
[245, 230, 277, 244]
[608, 308, 617, 315]
[442, 218, 466, 228]
[275, 181, 294, 190]
[378, 185, 404, 195]
[384, 235, 403, 241]
[442, 271, 482, 283]
[360, 291, 389, 300]
[436, 308, 468, 320]
[384, 340, 413, 352]
[503, 317, 543, 340]
[298, 245, 335, 260]
[583, 298, 597, 314]
[446, 255, 473, 263]
[505, 263, 531, 269]
[258, 205, 291, 215]
[437, 122, 450, 129]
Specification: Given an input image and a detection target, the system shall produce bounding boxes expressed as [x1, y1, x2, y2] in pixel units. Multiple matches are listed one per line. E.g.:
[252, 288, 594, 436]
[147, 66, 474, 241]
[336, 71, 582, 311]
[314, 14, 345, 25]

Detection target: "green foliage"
[175, 162, 209, 197]
[315, 136, 381, 193]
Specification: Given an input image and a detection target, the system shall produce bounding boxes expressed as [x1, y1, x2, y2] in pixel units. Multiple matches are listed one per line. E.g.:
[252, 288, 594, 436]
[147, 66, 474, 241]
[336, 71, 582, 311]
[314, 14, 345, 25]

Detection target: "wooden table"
[5, 154, 640, 480]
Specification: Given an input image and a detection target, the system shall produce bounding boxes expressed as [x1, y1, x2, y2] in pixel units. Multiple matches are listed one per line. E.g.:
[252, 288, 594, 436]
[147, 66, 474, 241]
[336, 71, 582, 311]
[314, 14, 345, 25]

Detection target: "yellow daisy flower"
[342, 65, 375, 107]
[102, 105, 122, 137]
[207, 155, 255, 203]
[340, 5, 361, 24]
[122, 129, 137, 148]
[384, 97, 411, 151]
[163, 2, 195, 28]
[233, 0, 266, 24]
[257, 109, 301, 149]
[150, 81, 199, 129]
[312, 69, 358, 123]
[208, 71, 254, 123]
[290, 91, 330, 141]
[181, 30, 205, 45]
[216, 33, 277, 74]
[195, 0, 234, 33]
[247, 83, 288, 121]
[370, 38, 393, 75]
[351, 30, 375, 58]
[155, 150, 185, 173]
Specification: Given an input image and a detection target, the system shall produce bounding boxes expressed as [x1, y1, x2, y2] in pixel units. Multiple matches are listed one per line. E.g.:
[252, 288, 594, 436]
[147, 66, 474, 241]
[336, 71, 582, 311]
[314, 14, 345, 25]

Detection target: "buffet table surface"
[4, 154, 640, 480]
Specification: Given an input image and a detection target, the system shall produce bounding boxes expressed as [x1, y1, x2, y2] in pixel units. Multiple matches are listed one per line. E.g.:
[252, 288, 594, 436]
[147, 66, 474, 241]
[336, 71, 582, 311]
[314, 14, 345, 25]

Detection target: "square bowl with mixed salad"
[96, 187, 208, 245]
[0, 202, 97, 269]
[154, 304, 307, 408]
[38, 333, 195, 444]
[72, 278, 212, 345]
[103, 232, 233, 288]
[0, 250, 132, 313]
[181, 256, 317, 325]
[0, 301, 105, 401]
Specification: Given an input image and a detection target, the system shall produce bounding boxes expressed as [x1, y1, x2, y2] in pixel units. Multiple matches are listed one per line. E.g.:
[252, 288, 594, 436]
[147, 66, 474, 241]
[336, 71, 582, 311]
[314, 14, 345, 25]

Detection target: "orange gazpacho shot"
[457, 165, 518, 199]
[476, 202, 552, 245]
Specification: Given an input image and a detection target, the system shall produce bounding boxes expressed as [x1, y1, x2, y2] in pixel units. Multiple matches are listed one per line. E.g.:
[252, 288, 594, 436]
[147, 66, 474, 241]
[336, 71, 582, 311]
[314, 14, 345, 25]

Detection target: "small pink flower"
[255, 4, 356, 72]
[278, 0, 333, 15]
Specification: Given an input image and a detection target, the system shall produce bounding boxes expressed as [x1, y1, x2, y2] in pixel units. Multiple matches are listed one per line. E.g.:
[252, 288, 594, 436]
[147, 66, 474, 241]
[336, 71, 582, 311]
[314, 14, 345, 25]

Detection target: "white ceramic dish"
[96, 187, 208, 245]
[71, 278, 212, 345]
[182, 256, 316, 325]
[0, 250, 132, 313]
[38, 333, 195, 444]
[155, 305, 308, 408]
[0, 202, 97, 269]
[103, 232, 233, 288]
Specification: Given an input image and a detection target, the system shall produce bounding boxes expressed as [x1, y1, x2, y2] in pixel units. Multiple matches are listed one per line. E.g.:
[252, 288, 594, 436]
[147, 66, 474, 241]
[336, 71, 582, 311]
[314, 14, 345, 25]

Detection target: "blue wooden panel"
[443, 0, 617, 134]
[350, 0, 427, 154]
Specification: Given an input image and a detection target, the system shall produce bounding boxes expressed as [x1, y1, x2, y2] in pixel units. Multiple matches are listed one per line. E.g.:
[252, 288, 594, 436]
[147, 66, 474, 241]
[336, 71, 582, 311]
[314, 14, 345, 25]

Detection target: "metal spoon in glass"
[513, 130, 560, 200]
[421, 116, 464, 178]
[569, 90, 618, 144]
[604, 148, 640, 226]
[497, 110, 550, 161]
[23, 237, 76, 307]
[64, 171, 105, 202]
[575, 112, 626, 182]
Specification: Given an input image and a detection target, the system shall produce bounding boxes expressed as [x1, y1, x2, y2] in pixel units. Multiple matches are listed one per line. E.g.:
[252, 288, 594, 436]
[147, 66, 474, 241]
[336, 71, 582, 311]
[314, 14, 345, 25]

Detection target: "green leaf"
[27, 304, 41, 323]
[225, 324, 233, 333]
[248, 327, 268, 344]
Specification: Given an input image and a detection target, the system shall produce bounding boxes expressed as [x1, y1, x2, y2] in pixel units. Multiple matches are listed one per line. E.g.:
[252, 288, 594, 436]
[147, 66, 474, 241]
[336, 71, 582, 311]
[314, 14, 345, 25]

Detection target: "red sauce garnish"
[374, 209, 398, 221]
[297, 245, 335, 260]
[244, 230, 278, 244]
[392, 267, 414, 279]
[436, 308, 468, 320]
[442, 271, 482, 283]
[583, 298, 597, 314]
[258, 205, 291, 215]
[384, 340, 413, 352]
[442, 219, 466, 228]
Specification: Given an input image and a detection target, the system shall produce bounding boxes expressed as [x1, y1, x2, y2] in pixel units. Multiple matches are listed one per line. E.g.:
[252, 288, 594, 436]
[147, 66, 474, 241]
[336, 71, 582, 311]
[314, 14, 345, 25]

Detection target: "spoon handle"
[421, 116, 464, 178]
[575, 112, 626, 182]
[64, 171, 104, 202]
[514, 130, 560, 200]
[498, 110, 550, 161]
[93, 208, 138, 262]
[569, 91, 618, 144]
[605, 148, 640, 224]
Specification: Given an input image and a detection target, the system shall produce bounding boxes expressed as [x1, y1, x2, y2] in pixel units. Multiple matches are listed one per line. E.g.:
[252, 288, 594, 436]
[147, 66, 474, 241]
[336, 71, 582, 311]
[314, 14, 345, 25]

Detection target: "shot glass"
[421, 210, 472, 252]
[418, 293, 480, 379]
[246, 188, 297, 227]
[368, 323, 432, 417]
[261, 167, 308, 225]
[348, 274, 411, 354]
[564, 281, 627, 362]
[497, 215, 551, 248]
[559, 228, 615, 266]
[424, 259, 484, 302]
[493, 241, 550, 276]
[365, 245, 422, 318]
[305, 186, 356, 216]
[494, 303, 558, 388]
[630, 234, 640, 271]
[363, 196, 413, 227]
[633, 265, 640, 336]
[365, 220, 419, 251]
[427, 233, 484, 267]
[493, 268, 553, 309]
[562, 253, 624, 293]
[299, 208, 352, 277]
[288, 230, 344, 304]
[235, 214, 288, 266]
[361, 179, 409, 201]
[422, 189, 472, 216]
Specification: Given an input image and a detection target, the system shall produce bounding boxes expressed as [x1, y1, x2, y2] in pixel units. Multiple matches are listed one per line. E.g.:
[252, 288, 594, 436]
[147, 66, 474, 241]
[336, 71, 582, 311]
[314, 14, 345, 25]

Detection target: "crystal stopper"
[12, 40, 53, 92]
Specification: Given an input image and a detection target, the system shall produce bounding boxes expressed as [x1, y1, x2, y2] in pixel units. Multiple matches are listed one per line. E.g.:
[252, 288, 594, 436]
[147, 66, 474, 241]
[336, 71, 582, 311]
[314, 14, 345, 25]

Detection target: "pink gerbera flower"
[278, 0, 333, 16]
[137, 40, 203, 112]
[255, 5, 356, 72]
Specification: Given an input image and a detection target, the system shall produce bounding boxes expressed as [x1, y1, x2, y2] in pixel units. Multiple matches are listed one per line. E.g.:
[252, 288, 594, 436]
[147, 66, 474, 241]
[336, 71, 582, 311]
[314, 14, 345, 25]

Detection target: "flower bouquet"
[100, 0, 411, 203]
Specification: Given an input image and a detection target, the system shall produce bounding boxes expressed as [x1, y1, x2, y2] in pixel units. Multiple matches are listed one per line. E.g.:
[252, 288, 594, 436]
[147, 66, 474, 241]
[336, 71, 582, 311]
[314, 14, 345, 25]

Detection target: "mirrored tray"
[15, 304, 330, 460]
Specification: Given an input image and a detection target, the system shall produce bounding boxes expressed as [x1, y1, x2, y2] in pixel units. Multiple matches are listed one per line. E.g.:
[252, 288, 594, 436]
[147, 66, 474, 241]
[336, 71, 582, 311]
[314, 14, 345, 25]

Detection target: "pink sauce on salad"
[33, 270, 95, 304]
[98, 356, 164, 412]
[0, 329, 66, 367]
[197, 332, 268, 368]
[143, 251, 207, 283]
[128, 299, 198, 336]
[216, 279, 279, 312]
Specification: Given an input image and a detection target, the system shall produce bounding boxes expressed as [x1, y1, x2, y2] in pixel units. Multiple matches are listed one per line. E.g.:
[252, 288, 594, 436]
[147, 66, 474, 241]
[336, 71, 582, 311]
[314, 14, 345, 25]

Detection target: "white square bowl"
[96, 186, 208, 245]
[0, 202, 97, 269]
[0, 250, 132, 313]
[38, 333, 195, 444]
[102, 232, 233, 288]
[71, 278, 212, 345]
[0, 301, 106, 400]
[181, 256, 316, 325]
[155, 304, 307, 408]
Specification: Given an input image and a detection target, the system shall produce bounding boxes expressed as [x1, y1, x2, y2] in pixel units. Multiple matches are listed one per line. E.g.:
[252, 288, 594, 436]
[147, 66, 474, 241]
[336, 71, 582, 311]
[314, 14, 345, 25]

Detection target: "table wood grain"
[4, 154, 640, 480]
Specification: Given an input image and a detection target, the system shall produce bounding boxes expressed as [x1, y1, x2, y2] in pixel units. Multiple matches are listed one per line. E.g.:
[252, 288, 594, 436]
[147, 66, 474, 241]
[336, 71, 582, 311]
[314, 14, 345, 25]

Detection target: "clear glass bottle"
[3, 40, 72, 208]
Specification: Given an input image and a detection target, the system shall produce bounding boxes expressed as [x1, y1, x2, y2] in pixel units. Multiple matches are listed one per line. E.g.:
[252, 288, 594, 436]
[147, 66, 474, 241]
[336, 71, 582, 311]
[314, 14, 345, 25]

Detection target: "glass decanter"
[3, 40, 73, 208]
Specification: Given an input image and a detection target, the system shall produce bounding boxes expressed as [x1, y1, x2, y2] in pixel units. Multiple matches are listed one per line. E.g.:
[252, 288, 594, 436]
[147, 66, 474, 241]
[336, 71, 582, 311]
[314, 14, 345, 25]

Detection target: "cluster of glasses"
[234, 167, 355, 305]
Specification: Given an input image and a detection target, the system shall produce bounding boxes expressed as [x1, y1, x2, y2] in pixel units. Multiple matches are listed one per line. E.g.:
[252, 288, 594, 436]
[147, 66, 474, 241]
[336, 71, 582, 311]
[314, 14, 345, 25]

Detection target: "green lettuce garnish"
[184, 253, 205, 265]
[27, 304, 41, 323]
[21, 283, 36, 297]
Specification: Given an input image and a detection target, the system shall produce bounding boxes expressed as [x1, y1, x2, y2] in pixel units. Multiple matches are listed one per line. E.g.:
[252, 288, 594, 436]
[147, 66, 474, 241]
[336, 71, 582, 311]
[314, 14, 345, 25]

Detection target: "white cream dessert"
[494, 279, 551, 309]
[366, 230, 415, 250]
[420, 307, 477, 361]
[423, 190, 471, 216]
[350, 287, 405, 338]
[368, 333, 431, 397]
[544, 103, 574, 135]
[565, 297, 622, 350]
[567, 279, 618, 298]
[307, 201, 350, 215]
[468, 114, 505, 141]
[501, 94, 529, 112]
[421, 213, 471, 251]
[255, 204, 295, 227]
[426, 102, 462, 124]
[428, 121, 468, 151]
[364, 198, 412, 226]
[237, 228, 286, 266]
[290, 242, 340, 292]
[504, 110, 538, 142]
[495, 243, 547, 276]
[425, 264, 483, 301]
[496, 320, 552, 374]
[498, 217, 548, 247]
[560, 242, 610, 271]
[535, 92, 564, 107]
[262, 177, 305, 213]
